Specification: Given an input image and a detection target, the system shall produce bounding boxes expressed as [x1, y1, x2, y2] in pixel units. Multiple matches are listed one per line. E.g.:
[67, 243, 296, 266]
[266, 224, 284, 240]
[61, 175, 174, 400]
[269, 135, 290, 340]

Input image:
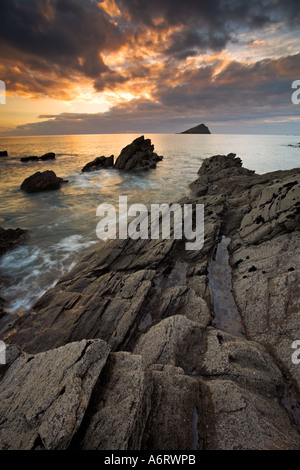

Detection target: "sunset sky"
[0, 0, 299, 135]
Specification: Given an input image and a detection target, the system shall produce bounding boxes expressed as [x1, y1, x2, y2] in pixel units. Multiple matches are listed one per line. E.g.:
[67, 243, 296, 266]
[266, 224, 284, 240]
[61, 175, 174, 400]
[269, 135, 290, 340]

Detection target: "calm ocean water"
[0, 133, 299, 312]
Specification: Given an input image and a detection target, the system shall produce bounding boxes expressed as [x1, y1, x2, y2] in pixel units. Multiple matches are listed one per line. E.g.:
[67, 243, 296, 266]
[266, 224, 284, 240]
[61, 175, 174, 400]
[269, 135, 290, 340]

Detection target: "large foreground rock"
[20, 170, 68, 193]
[0, 340, 110, 450]
[114, 136, 163, 171]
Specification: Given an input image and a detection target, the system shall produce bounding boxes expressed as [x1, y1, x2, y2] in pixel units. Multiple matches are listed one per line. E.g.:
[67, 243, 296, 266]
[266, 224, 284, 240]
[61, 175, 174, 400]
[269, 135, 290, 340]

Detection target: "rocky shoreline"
[0, 153, 300, 450]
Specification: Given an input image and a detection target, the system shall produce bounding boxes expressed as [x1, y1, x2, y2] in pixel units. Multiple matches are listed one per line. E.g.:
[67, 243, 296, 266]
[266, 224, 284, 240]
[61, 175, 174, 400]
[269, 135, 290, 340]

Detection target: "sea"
[0, 133, 299, 313]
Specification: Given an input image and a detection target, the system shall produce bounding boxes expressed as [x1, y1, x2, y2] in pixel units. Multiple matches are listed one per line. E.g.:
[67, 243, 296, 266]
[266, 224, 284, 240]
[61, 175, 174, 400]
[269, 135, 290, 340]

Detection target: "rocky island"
[0, 153, 300, 450]
[180, 123, 211, 134]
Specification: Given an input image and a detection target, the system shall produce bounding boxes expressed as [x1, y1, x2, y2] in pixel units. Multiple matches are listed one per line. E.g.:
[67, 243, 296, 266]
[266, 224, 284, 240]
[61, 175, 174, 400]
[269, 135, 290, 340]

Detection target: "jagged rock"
[9, 268, 156, 354]
[189, 153, 255, 196]
[81, 155, 114, 172]
[180, 123, 211, 134]
[0, 226, 28, 256]
[0, 339, 110, 450]
[114, 136, 163, 171]
[20, 170, 68, 193]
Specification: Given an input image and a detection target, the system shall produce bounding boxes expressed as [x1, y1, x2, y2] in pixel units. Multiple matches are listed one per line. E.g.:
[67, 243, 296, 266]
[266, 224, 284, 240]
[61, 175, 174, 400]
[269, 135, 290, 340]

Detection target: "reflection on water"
[208, 236, 245, 338]
[0, 133, 299, 313]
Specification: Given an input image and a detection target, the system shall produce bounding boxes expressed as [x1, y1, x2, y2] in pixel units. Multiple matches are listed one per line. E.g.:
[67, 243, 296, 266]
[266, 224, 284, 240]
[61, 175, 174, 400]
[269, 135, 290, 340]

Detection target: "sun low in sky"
[0, 0, 299, 135]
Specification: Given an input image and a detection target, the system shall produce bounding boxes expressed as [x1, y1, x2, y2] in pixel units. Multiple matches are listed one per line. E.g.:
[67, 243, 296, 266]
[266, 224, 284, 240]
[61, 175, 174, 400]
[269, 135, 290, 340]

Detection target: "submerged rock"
[21, 156, 39, 163]
[21, 153, 55, 163]
[20, 170, 68, 193]
[114, 136, 163, 171]
[81, 155, 114, 173]
[0, 226, 28, 256]
[40, 152, 56, 161]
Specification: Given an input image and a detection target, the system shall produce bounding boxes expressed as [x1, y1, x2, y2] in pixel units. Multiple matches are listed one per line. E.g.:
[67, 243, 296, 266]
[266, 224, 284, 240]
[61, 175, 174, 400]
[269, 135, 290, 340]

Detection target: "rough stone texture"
[230, 230, 300, 394]
[20, 170, 67, 193]
[81, 155, 114, 172]
[114, 136, 163, 171]
[133, 315, 206, 373]
[0, 339, 110, 450]
[141, 365, 202, 450]
[79, 352, 151, 450]
[205, 379, 300, 450]
[0, 226, 28, 256]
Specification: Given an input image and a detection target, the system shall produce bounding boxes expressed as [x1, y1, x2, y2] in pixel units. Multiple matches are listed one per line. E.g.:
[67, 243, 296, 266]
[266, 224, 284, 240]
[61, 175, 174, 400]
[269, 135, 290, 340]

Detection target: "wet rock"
[81, 155, 114, 172]
[0, 339, 110, 450]
[21, 156, 39, 163]
[115, 136, 163, 171]
[40, 152, 56, 161]
[20, 170, 68, 192]
[0, 226, 28, 256]
[21, 153, 56, 163]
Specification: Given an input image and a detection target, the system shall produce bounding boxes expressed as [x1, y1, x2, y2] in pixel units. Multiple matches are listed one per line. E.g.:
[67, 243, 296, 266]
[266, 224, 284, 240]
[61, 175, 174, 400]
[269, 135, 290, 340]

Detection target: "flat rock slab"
[0, 339, 110, 450]
[80, 352, 151, 450]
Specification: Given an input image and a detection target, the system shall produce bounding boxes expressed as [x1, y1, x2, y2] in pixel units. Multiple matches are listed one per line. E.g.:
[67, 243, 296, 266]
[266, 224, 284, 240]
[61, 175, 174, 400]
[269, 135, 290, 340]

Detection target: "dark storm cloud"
[153, 53, 300, 111]
[0, 0, 123, 89]
[117, 0, 300, 28]
[117, 0, 300, 58]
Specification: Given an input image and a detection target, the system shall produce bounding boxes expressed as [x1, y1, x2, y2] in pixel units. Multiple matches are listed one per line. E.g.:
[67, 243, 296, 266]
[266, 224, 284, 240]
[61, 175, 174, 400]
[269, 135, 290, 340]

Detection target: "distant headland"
[179, 123, 211, 134]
